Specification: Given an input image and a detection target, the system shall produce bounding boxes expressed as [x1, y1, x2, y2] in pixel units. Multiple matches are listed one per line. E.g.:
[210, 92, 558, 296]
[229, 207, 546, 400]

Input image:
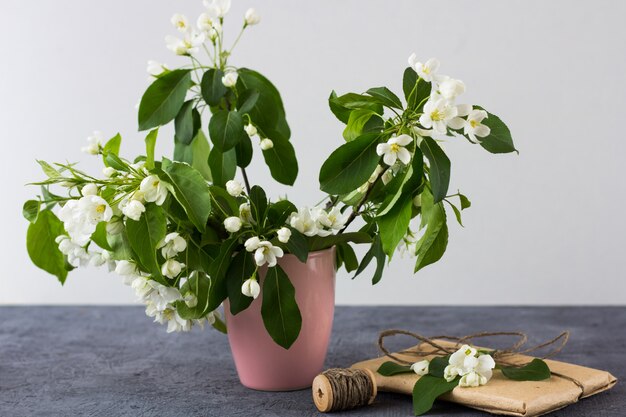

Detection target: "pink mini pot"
[224, 247, 336, 391]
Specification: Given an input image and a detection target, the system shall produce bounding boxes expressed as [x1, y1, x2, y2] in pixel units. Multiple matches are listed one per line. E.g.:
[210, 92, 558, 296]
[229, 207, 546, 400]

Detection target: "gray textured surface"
[0, 306, 623, 416]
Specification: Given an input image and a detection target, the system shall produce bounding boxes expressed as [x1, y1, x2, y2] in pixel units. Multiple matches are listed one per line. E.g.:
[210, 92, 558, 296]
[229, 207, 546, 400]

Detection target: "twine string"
[320, 368, 374, 411]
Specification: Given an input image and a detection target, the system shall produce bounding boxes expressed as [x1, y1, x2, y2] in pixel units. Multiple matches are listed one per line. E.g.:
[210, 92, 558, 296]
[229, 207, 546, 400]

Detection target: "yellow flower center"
[152, 180, 160, 188]
[430, 109, 443, 121]
[177, 22, 186, 29]
[423, 66, 431, 74]
[390, 143, 400, 153]
[465, 348, 473, 355]
[470, 119, 480, 128]
[96, 204, 106, 214]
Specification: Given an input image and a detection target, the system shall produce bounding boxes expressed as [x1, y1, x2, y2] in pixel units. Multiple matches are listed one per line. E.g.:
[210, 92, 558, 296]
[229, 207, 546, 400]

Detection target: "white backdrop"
[1, 0, 625, 305]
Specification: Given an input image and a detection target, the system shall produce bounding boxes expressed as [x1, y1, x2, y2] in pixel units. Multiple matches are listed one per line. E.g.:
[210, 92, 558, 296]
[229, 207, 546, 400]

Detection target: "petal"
[425, 58, 440, 72]
[447, 117, 465, 130]
[456, 104, 472, 117]
[383, 152, 397, 166]
[376, 143, 390, 156]
[408, 52, 417, 67]
[396, 134, 413, 146]
[473, 125, 491, 137]
[397, 148, 411, 165]
[254, 250, 266, 266]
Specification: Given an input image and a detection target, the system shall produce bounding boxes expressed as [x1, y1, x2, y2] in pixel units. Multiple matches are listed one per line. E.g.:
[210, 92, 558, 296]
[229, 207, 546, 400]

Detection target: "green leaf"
[412, 375, 459, 416]
[376, 148, 423, 217]
[501, 358, 551, 381]
[208, 185, 239, 217]
[102, 133, 122, 167]
[174, 100, 201, 145]
[37, 160, 60, 178]
[353, 235, 386, 284]
[261, 265, 302, 349]
[23, 200, 41, 223]
[459, 193, 471, 209]
[308, 232, 372, 252]
[125, 203, 167, 281]
[90, 221, 112, 251]
[283, 227, 309, 263]
[249, 185, 268, 226]
[420, 137, 450, 203]
[448, 202, 464, 227]
[144, 128, 158, 170]
[343, 109, 382, 141]
[173, 130, 212, 181]
[329, 93, 384, 115]
[104, 153, 129, 172]
[478, 110, 517, 154]
[366, 87, 403, 110]
[237, 68, 290, 141]
[319, 133, 381, 195]
[161, 160, 212, 232]
[201, 68, 227, 106]
[402, 67, 418, 102]
[414, 203, 448, 273]
[428, 355, 450, 378]
[377, 361, 414, 376]
[336, 242, 358, 272]
[138, 69, 192, 131]
[206, 236, 240, 312]
[267, 200, 297, 225]
[225, 251, 256, 315]
[328, 90, 351, 124]
[235, 134, 253, 168]
[262, 137, 298, 185]
[209, 147, 237, 187]
[403, 69, 431, 112]
[378, 196, 413, 258]
[208, 109, 246, 152]
[237, 89, 260, 115]
[107, 228, 133, 261]
[26, 210, 68, 284]
[176, 271, 211, 319]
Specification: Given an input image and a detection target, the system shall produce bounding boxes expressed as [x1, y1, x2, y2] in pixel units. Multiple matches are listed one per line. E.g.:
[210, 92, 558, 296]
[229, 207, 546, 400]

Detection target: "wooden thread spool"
[312, 368, 378, 412]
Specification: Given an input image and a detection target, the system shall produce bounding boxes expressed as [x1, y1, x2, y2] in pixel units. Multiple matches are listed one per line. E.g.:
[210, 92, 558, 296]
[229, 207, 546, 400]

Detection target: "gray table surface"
[0, 306, 623, 416]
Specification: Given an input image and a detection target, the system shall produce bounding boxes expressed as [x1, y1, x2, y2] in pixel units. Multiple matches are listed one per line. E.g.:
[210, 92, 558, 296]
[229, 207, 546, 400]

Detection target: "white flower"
[171, 13, 189, 33]
[444, 344, 495, 388]
[197, 13, 217, 32]
[241, 277, 260, 299]
[239, 203, 254, 224]
[157, 232, 187, 258]
[121, 199, 145, 221]
[207, 25, 221, 41]
[289, 207, 319, 237]
[115, 260, 139, 277]
[59, 196, 113, 245]
[325, 207, 350, 231]
[77, 195, 113, 224]
[419, 96, 459, 134]
[224, 216, 242, 233]
[88, 250, 114, 270]
[439, 78, 466, 100]
[244, 124, 257, 137]
[56, 235, 88, 267]
[461, 109, 491, 143]
[277, 227, 291, 243]
[411, 360, 430, 376]
[161, 259, 185, 278]
[244, 8, 261, 25]
[81, 131, 104, 155]
[166, 31, 206, 56]
[376, 134, 412, 166]
[222, 70, 238, 87]
[165, 310, 192, 333]
[226, 180, 243, 196]
[260, 138, 274, 150]
[245, 238, 284, 267]
[310, 207, 332, 237]
[102, 166, 117, 178]
[146, 280, 183, 310]
[81, 183, 98, 196]
[203, 0, 231, 18]
[140, 175, 169, 206]
[409, 56, 441, 83]
[147, 60, 167, 77]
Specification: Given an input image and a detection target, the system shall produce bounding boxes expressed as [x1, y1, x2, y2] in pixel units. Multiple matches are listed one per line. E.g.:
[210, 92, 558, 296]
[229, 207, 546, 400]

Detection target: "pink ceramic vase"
[224, 247, 336, 391]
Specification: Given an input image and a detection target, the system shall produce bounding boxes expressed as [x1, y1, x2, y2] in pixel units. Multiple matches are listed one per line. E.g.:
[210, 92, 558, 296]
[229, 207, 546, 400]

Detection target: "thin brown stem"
[240, 167, 252, 195]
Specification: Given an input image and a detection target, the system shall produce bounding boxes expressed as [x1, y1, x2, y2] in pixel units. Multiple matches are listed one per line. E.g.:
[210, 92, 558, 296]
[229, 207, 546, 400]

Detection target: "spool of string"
[312, 368, 377, 412]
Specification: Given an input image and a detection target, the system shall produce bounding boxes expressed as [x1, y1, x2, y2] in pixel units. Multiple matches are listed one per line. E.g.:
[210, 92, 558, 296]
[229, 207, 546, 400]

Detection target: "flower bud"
[410, 360, 430, 376]
[222, 70, 238, 87]
[102, 166, 117, 178]
[244, 124, 257, 137]
[224, 216, 243, 233]
[413, 195, 422, 207]
[260, 138, 274, 150]
[244, 8, 261, 25]
[161, 259, 185, 278]
[241, 277, 260, 299]
[81, 183, 98, 196]
[277, 227, 291, 243]
[226, 180, 243, 196]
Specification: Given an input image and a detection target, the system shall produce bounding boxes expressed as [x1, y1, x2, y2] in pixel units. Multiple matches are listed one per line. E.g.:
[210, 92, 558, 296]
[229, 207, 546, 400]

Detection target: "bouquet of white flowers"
[23, 0, 516, 348]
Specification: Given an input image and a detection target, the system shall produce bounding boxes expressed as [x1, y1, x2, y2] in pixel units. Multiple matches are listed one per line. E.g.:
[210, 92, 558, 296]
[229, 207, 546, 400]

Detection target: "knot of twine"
[377, 329, 584, 394]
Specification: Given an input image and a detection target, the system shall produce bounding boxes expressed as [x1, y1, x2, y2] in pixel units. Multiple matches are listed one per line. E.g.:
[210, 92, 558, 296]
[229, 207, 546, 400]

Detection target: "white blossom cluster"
[444, 344, 496, 387]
